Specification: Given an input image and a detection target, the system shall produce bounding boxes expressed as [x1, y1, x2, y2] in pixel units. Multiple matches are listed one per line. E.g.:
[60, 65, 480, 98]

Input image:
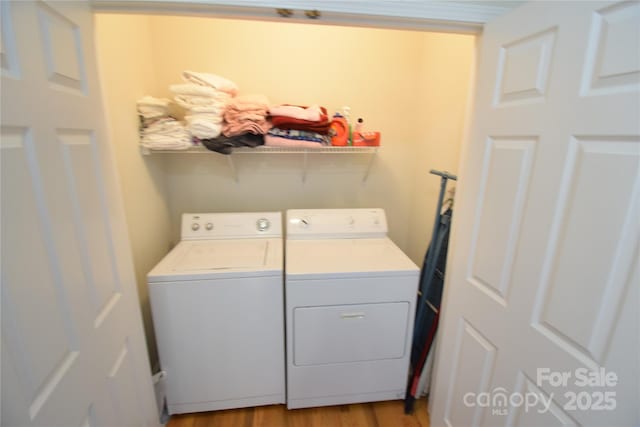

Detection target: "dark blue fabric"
[410, 208, 452, 366]
[405, 171, 456, 414]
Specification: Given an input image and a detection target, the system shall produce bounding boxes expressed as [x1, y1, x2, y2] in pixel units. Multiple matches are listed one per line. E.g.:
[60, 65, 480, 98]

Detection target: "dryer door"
[293, 302, 409, 366]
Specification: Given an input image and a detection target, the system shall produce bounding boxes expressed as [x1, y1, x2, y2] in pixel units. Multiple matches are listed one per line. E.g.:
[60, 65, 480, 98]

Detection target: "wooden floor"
[167, 399, 430, 427]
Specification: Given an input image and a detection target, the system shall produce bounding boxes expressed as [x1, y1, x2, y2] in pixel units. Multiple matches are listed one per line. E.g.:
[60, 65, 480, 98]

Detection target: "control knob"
[191, 223, 200, 231]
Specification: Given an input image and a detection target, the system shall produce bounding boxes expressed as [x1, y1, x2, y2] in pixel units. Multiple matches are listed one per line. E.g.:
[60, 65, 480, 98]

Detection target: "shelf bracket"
[362, 150, 376, 183]
[227, 155, 238, 183]
[302, 151, 308, 183]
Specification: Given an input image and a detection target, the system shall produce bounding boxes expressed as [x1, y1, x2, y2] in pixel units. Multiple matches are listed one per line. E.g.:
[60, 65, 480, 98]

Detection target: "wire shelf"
[141, 145, 378, 155]
[140, 144, 379, 183]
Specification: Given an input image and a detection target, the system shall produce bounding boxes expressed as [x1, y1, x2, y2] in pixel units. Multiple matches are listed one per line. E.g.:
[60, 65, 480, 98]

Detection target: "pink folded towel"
[223, 120, 272, 137]
[264, 135, 325, 148]
[224, 110, 268, 123]
[226, 95, 270, 115]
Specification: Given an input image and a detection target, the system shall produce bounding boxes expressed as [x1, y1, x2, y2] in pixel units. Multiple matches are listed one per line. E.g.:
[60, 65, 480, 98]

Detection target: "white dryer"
[285, 208, 419, 409]
[148, 212, 285, 415]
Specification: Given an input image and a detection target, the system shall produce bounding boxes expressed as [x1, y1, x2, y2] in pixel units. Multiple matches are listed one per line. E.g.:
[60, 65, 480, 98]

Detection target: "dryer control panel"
[182, 212, 282, 239]
[287, 208, 388, 239]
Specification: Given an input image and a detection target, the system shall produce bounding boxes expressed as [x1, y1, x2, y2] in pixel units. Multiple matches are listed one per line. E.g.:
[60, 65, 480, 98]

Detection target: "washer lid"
[175, 240, 268, 270]
[148, 238, 282, 282]
[286, 237, 418, 279]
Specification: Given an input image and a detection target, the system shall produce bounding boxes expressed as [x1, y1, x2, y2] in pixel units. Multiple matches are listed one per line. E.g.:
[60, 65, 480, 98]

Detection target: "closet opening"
[93, 8, 476, 403]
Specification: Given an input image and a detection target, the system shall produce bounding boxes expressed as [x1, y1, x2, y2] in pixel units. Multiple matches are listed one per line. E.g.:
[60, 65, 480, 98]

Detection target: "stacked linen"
[137, 96, 170, 124]
[171, 83, 232, 110]
[170, 71, 238, 139]
[137, 96, 191, 150]
[141, 119, 191, 150]
[170, 83, 228, 139]
[223, 94, 272, 137]
[266, 104, 331, 148]
[183, 70, 238, 95]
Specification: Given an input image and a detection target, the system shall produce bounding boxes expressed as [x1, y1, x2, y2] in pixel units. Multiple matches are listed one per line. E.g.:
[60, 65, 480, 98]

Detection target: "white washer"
[285, 208, 419, 409]
[148, 212, 285, 415]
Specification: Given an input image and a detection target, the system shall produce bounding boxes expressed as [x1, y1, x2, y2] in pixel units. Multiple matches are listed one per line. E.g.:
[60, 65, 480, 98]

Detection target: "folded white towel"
[170, 83, 232, 101]
[171, 83, 217, 97]
[187, 119, 222, 139]
[137, 96, 170, 119]
[144, 121, 187, 136]
[141, 133, 191, 149]
[139, 114, 191, 150]
[138, 109, 166, 120]
[137, 96, 170, 108]
[183, 70, 238, 95]
[142, 141, 192, 150]
[188, 104, 226, 114]
[268, 104, 323, 121]
[185, 113, 224, 125]
[142, 132, 189, 143]
[174, 95, 229, 109]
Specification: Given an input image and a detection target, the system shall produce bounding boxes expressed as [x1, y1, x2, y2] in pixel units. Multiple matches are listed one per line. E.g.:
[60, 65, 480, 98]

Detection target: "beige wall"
[94, 13, 474, 365]
[407, 32, 476, 264]
[95, 14, 173, 369]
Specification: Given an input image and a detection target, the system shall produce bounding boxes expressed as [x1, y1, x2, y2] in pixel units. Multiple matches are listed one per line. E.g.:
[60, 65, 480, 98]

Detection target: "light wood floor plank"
[414, 399, 431, 427]
[167, 399, 430, 427]
[341, 403, 379, 427]
[166, 412, 194, 427]
[252, 405, 285, 427]
[374, 400, 422, 427]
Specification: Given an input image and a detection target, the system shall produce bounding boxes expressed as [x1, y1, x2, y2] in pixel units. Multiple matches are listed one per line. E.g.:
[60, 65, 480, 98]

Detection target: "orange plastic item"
[330, 117, 349, 146]
[352, 131, 381, 147]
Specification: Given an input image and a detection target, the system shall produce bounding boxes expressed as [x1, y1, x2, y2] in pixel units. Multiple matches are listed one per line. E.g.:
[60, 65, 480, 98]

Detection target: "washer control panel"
[182, 212, 282, 239]
[287, 208, 387, 238]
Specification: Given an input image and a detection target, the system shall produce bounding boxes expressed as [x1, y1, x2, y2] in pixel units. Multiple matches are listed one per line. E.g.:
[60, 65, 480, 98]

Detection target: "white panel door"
[1, 1, 159, 426]
[431, 1, 639, 426]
